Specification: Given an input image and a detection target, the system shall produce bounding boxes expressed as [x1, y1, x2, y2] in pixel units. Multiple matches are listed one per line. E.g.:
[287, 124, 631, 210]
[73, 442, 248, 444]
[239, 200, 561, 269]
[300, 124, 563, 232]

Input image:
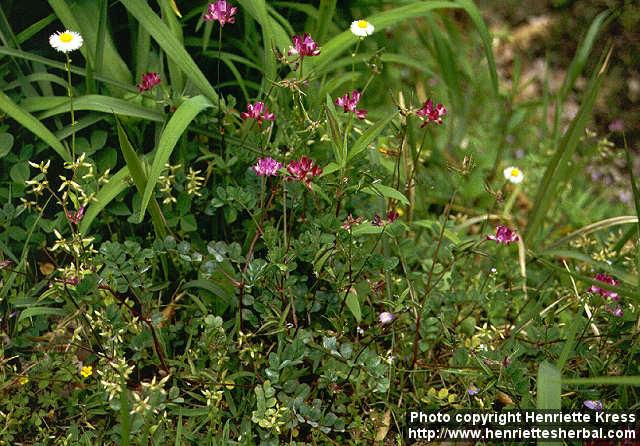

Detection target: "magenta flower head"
[583, 400, 603, 411]
[203, 1, 237, 27]
[137, 72, 161, 92]
[289, 33, 320, 58]
[241, 102, 276, 128]
[286, 156, 322, 189]
[252, 157, 282, 177]
[416, 99, 447, 127]
[588, 273, 620, 300]
[335, 90, 367, 120]
[487, 225, 519, 245]
[379, 311, 395, 325]
[66, 206, 85, 225]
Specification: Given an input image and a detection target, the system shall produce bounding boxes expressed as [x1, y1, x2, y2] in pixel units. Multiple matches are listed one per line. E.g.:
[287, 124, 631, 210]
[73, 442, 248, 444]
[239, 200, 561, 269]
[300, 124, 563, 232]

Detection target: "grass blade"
[138, 95, 212, 222]
[115, 118, 168, 238]
[525, 47, 610, 242]
[120, 0, 220, 103]
[563, 376, 640, 386]
[347, 112, 395, 163]
[0, 90, 70, 161]
[537, 361, 561, 409]
[32, 94, 164, 122]
[79, 164, 129, 234]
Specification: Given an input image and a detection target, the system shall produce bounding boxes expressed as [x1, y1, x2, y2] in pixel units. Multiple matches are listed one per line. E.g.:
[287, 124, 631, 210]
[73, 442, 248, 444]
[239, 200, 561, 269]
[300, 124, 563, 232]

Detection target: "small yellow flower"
[18, 376, 29, 385]
[350, 19, 375, 37]
[80, 365, 93, 378]
[49, 30, 83, 53]
[503, 166, 524, 184]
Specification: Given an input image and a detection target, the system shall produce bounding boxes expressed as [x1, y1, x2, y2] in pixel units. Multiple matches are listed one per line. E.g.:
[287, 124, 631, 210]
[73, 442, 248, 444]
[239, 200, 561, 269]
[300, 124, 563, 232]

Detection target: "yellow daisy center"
[510, 168, 520, 177]
[59, 32, 74, 43]
[357, 20, 369, 28]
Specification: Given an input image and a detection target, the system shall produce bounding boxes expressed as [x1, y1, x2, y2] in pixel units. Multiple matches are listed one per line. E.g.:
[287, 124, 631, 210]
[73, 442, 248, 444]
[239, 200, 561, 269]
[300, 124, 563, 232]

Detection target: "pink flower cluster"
[66, 206, 85, 225]
[589, 273, 623, 317]
[416, 99, 447, 127]
[241, 102, 275, 128]
[203, 1, 237, 27]
[137, 72, 161, 92]
[286, 156, 322, 189]
[252, 157, 282, 177]
[371, 210, 399, 227]
[342, 214, 363, 230]
[487, 225, 519, 245]
[335, 90, 367, 120]
[289, 33, 320, 58]
[588, 273, 619, 300]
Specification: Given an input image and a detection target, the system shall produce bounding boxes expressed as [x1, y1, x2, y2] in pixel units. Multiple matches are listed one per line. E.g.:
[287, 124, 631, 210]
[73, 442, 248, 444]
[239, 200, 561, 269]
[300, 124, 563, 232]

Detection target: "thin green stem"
[65, 53, 76, 160]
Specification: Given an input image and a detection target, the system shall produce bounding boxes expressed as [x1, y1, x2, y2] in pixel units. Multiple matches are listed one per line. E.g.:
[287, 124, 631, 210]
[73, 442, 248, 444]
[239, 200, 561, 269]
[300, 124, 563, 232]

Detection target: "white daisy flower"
[49, 30, 83, 53]
[350, 19, 375, 37]
[503, 166, 524, 184]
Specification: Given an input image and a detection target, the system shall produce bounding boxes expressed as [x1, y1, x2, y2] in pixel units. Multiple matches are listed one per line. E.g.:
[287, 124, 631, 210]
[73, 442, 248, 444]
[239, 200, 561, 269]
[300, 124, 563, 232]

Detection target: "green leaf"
[563, 376, 640, 386]
[138, 95, 212, 223]
[324, 96, 343, 165]
[120, 0, 220, 102]
[0, 90, 70, 161]
[348, 112, 395, 163]
[345, 288, 361, 323]
[78, 164, 129, 234]
[9, 162, 29, 183]
[537, 361, 561, 409]
[18, 306, 67, 323]
[526, 48, 610, 241]
[115, 118, 168, 238]
[34, 95, 164, 122]
[362, 184, 410, 206]
[0, 132, 14, 158]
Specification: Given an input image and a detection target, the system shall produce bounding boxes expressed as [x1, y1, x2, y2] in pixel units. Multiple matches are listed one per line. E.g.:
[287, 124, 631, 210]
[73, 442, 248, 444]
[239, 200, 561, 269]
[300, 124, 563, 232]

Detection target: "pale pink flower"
[378, 311, 395, 325]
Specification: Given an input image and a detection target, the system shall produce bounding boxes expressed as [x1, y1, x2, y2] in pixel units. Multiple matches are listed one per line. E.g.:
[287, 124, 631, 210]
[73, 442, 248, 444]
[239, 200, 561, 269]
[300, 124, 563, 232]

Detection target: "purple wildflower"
[342, 214, 363, 230]
[286, 156, 322, 189]
[241, 102, 276, 128]
[487, 225, 519, 245]
[289, 33, 320, 58]
[467, 384, 480, 396]
[137, 72, 161, 92]
[583, 400, 603, 411]
[589, 273, 619, 301]
[252, 157, 282, 177]
[335, 90, 367, 120]
[66, 206, 85, 225]
[379, 311, 395, 325]
[203, 1, 237, 27]
[416, 99, 447, 127]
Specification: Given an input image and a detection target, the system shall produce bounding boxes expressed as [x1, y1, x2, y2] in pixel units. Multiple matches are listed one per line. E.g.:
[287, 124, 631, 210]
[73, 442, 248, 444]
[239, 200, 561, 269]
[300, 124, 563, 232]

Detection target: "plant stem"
[65, 53, 76, 159]
[411, 187, 458, 368]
